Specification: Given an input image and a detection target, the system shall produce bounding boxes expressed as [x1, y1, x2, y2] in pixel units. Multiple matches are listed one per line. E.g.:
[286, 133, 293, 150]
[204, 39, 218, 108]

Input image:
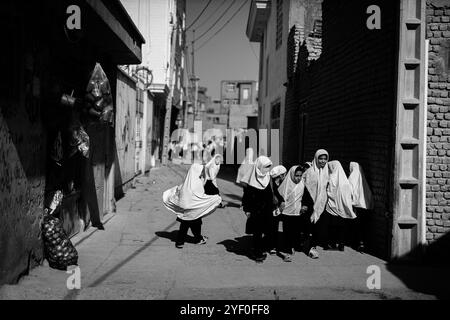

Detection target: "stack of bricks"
[425, 0, 450, 244]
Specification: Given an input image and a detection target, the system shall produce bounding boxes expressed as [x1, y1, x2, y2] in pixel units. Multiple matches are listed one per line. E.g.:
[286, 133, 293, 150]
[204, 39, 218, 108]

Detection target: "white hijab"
[278, 166, 305, 216]
[236, 148, 254, 184]
[240, 156, 272, 190]
[205, 154, 223, 187]
[162, 164, 222, 221]
[304, 149, 330, 223]
[348, 162, 373, 210]
[325, 161, 356, 219]
[270, 165, 287, 178]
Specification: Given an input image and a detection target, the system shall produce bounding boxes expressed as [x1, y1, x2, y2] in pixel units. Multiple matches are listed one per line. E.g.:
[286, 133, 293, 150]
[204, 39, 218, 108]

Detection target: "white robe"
[162, 164, 222, 221]
[325, 160, 356, 219]
[278, 166, 305, 216]
[348, 162, 374, 210]
[240, 156, 272, 190]
[236, 148, 255, 184]
[304, 149, 330, 223]
[205, 154, 222, 188]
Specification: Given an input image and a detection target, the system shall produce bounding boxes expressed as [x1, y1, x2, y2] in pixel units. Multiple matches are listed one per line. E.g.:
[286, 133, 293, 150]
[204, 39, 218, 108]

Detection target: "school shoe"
[175, 243, 184, 249]
[254, 253, 267, 263]
[196, 236, 208, 245]
[357, 242, 365, 253]
[308, 247, 319, 259]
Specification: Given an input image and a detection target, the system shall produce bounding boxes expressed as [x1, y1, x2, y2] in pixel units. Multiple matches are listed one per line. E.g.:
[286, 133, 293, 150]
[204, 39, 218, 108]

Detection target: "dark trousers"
[266, 214, 282, 251]
[352, 208, 369, 245]
[298, 212, 320, 253]
[282, 215, 301, 254]
[318, 210, 346, 247]
[176, 218, 203, 245]
[251, 211, 270, 257]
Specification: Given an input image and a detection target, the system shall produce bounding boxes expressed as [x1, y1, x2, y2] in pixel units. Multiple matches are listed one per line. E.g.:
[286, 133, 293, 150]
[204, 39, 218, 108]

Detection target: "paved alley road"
[0, 165, 448, 300]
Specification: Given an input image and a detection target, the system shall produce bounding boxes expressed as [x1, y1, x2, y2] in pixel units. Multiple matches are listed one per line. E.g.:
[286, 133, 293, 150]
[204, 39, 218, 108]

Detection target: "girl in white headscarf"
[204, 154, 226, 208]
[277, 165, 307, 261]
[323, 160, 356, 251]
[237, 148, 255, 211]
[163, 163, 222, 248]
[304, 149, 330, 224]
[266, 165, 287, 257]
[303, 149, 331, 253]
[348, 162, 373, 252]
[241, 156, 273, 263]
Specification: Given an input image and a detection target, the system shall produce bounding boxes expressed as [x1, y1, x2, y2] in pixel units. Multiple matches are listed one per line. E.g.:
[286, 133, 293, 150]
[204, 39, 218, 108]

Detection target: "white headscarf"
[236, 148, 254, 184]
[270, 165, 287, 178]
[162, 163, 222, 221]
[304, 149, 330, 223]
[240, 156, 273, 190]
[325, 160, 356, 219]
[205, 154, 223, 187]
[278, 166, 305, 216]
[348, 162, 374, 210]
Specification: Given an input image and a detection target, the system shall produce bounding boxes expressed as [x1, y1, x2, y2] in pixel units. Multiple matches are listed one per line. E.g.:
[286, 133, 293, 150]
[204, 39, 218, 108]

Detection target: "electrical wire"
[186, 0, 214, 31]
[194, 0, 227, 31]
[195, 0, 249, 52]
[193, 0, 238, 43]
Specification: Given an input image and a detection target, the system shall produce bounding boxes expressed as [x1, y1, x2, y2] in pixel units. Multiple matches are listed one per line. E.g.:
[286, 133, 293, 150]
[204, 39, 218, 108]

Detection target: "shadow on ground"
[386, 232, 450, 299]
[218, 236, 254, 261]
[155, 230, 199, 245]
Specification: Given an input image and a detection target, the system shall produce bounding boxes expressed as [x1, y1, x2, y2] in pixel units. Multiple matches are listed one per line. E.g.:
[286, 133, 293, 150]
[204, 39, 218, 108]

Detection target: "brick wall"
[425, 0, 450, 247]
[295, 0, 399, 259]
[283, 0, 322, 168]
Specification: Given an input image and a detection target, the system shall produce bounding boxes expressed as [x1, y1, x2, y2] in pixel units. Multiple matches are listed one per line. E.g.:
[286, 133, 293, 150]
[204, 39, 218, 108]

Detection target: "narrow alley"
[1, 165, 447, 300]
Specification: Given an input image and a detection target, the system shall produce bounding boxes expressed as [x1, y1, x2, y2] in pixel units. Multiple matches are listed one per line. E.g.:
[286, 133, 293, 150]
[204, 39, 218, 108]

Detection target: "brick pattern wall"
[283, 1, 323, 168]
[296, 0, 399, 259]
[426, 1, 450, 244]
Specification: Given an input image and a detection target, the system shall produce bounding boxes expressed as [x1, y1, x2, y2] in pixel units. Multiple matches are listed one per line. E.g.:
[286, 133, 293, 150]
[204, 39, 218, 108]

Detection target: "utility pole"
[191, 30, 199, 121]
[162, 22, 178, 166]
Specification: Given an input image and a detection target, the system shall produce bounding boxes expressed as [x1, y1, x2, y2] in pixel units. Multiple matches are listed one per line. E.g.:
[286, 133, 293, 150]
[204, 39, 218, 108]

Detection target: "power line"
[194, 0, 227, 31]
[193, 0, 238, 43]
[186, 0, 214, 31]
[195, 0, 248, 53]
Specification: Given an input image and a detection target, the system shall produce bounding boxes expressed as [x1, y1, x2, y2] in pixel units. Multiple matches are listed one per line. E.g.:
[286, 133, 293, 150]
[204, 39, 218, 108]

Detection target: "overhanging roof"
[246, 0, 271, 43]
[85, 0, 145, 64]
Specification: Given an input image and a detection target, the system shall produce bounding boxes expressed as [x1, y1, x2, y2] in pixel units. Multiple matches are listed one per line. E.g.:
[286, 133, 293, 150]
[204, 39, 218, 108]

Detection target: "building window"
[271, 101, 281, 129]
[243, 88, 249, 100]
[276, 0, 283, 50]
[226, 83, 236, 92]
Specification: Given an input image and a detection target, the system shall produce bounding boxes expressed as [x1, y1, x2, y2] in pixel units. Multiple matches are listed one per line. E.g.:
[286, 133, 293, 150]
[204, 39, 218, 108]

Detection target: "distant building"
[121, 0, 187, 166]
[220, 80, 258, 129]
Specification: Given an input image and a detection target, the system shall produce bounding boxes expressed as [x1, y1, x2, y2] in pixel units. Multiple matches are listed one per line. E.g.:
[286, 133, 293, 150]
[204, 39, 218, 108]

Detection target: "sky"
[185, 0, 260, 100]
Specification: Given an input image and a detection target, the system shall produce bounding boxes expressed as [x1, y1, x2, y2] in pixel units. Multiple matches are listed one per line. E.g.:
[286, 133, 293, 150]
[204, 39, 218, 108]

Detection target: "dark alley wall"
[0, 3, 49, 284]
[299, 0, 399, 259]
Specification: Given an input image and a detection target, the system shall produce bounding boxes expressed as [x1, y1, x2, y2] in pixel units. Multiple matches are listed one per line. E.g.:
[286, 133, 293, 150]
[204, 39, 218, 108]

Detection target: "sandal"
[283, 254, 292, 262]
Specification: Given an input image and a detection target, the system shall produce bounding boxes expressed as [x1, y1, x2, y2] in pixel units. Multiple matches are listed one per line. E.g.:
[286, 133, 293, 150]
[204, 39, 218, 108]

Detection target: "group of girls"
[236, 148, 374, 263]
[162, 147, 373, 265]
